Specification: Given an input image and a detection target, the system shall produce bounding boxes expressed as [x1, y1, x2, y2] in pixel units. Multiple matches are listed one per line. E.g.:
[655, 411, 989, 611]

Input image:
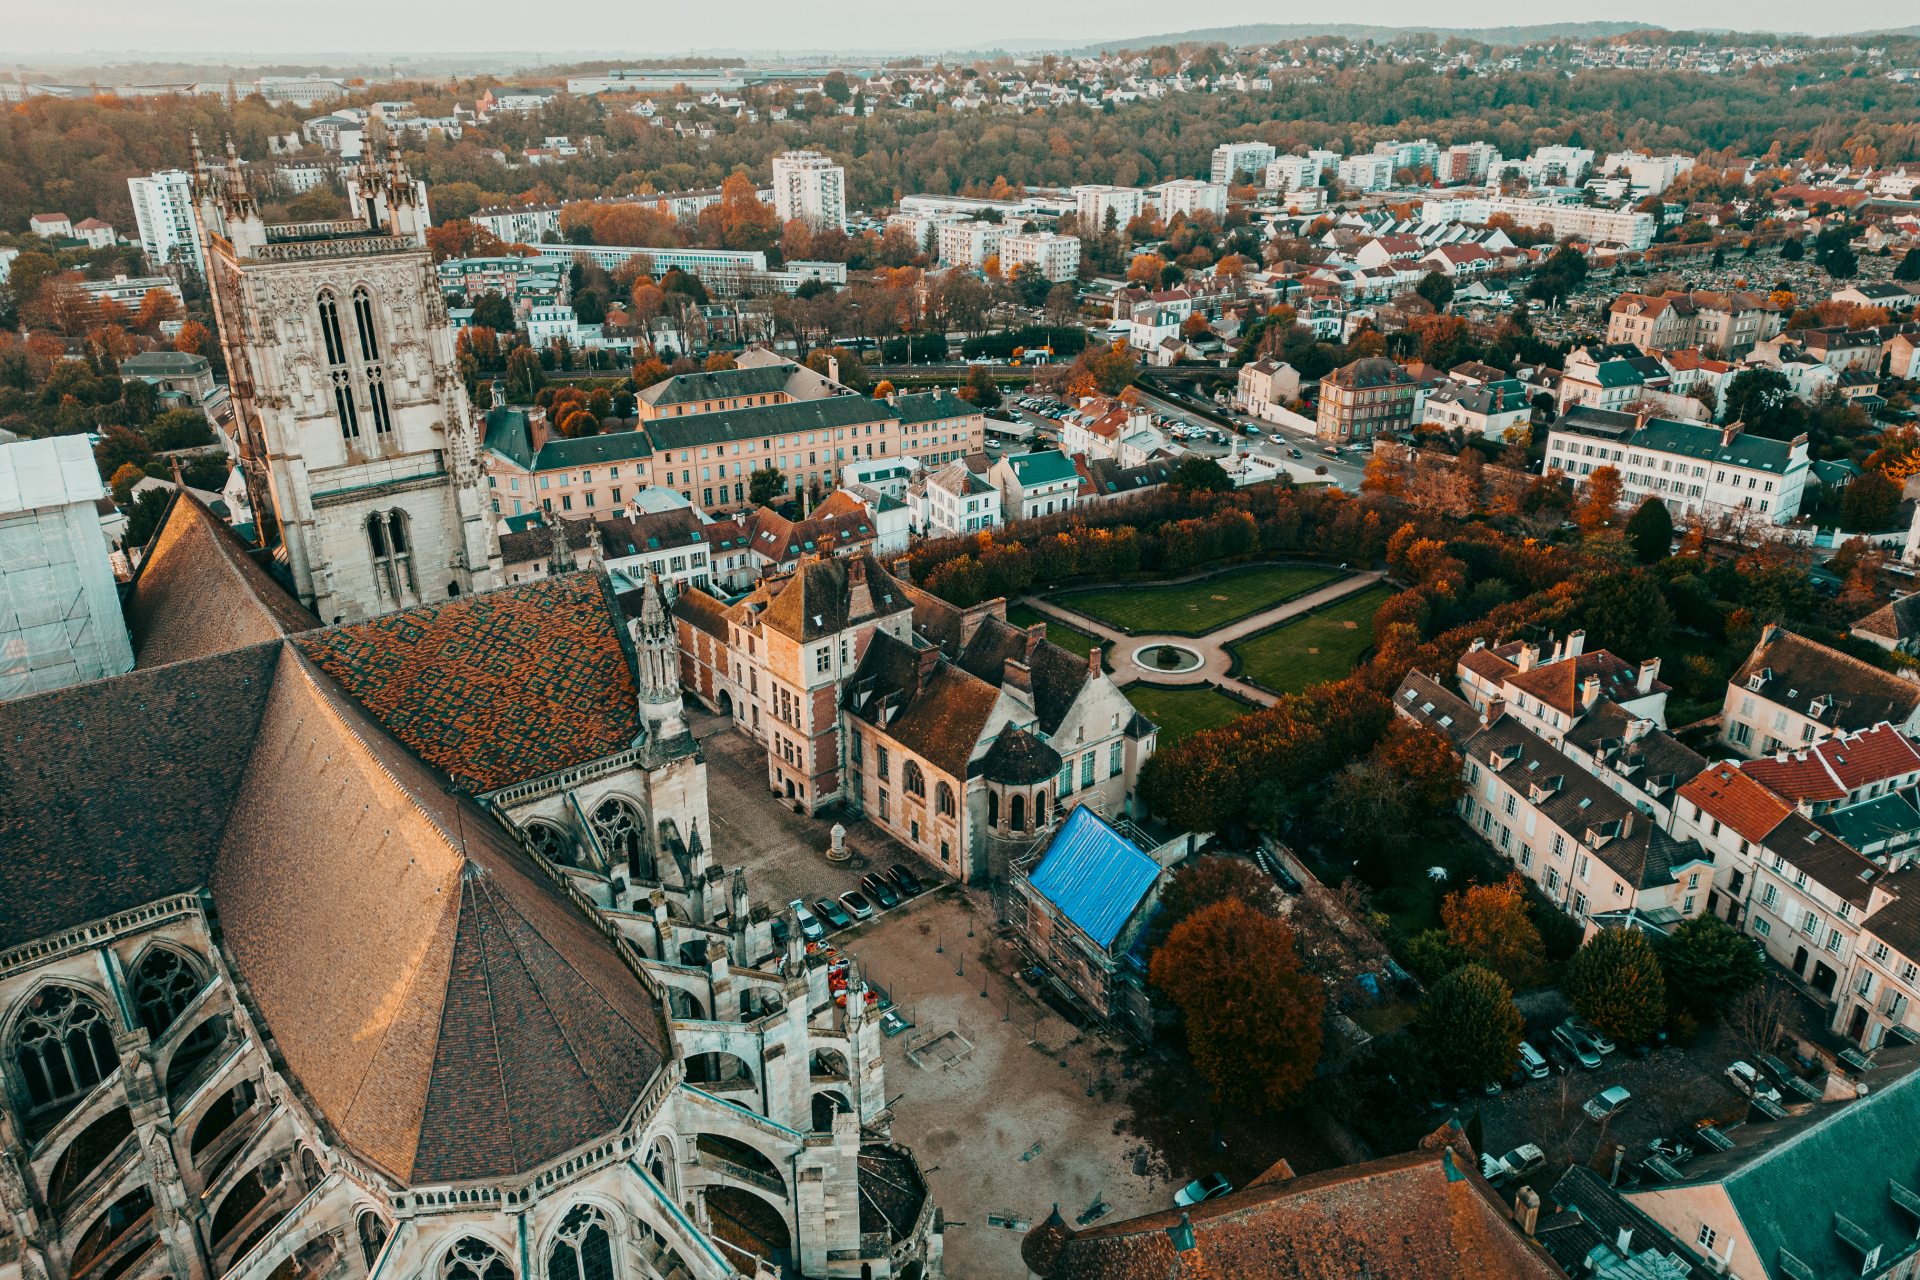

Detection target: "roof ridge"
[463, 869, 524, 1175]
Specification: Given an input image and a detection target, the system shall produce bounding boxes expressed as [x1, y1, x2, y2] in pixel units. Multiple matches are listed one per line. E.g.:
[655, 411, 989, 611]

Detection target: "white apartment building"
[1531, 146, 1597, 183]
[1336, 153, 1397, 193]
[938, 220, 1008, 270]
[999, 231, 1081, 282]
[1210, 141, 1276, 184]
[128, 169, 205, 274]
[1602, 151, 1696, 196]
[1073, 184, 1147, 232]
[471, 202, 563, 244]
[1546, 406, 1810, 527]
[1438, 141, 1501, 183]
[991, 448, 1081, 521]
[1374, 138, 1440, 173]
[525, 304, 580, 348]
[771, 149, 848, 231]
[1264, 154, 1327, 191]
[1483, 195, 1655, 249]
[1148, 179, 1228, 219]
[886, 210, 959, 250]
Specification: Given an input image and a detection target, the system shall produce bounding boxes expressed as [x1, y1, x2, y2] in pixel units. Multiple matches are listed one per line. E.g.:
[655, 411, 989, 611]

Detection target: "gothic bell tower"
[194, 129, 501, 622]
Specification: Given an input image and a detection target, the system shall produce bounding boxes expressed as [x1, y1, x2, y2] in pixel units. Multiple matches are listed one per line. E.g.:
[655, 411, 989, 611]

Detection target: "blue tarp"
[1028, 806, 1161, 951]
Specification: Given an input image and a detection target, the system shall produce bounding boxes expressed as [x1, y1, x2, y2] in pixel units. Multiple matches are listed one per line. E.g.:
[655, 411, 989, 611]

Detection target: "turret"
[635, 572, 687, 738]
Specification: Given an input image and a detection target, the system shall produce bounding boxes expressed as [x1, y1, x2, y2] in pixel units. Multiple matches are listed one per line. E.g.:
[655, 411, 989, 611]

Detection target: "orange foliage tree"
[1441, 875, 1548, 991]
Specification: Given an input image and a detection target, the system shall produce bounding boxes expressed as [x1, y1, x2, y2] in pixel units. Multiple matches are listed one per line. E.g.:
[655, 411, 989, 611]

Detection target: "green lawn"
[1125, 684, 1252, 745]
[1004, 603, 1103, 661]
[1230, 584, 1393, 694]
[1054, 563, 1345, 636]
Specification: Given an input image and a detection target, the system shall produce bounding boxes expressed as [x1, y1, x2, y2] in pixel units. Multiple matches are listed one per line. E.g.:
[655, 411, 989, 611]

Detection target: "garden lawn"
[1125, 685, 1250, 746]
[1054, 563, 1344, 635]
[1004, 603, 1102, 661]
[1230, 584, 1393, 694]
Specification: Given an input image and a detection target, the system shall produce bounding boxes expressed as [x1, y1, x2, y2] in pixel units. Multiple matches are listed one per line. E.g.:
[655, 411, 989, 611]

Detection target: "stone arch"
[161, 1009, 231, 1104]
[717, 689, 734, 716]
[208, 1163, 273, 1250]
[437, 1234, 516, 1280]
[8, 982, 120, 1138]
[69, 1186, 154, 1280]
[539, 1200, 619, 1280]
[522, 819, 580, 867]
[700, 1186, 791, 1272]
[935, 780, 955, 818]
[1010, 792, 1027, 832]
[809, 1048, 849, 1079]
[127, 944, 206, 1043]
[902, 759, 926, 798]
[357, 1211, 390, 1271]
[44, 1106, 133, 1212]
[643, 1134, 678, 1197]
[298, 1146, 323, 1191]
[666, 989, 705, 1020]
[590, 795, 654, 881]
[189, 1078, 258, 1173]
[682, 1051, 754, 1092]
[810, 1090, 851, 1133]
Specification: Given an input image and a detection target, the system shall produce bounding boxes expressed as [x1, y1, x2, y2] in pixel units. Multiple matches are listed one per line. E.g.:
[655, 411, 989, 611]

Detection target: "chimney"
[1760, 622, 1780, 647]
[916, 644, 942, 685]
[1721, 422, 1743, 447]
[1512, 1186, 1541, 1237]
[846, 555, 872, 620]
[1517, 642, 1541, 673]
[1025, 622, 1049, 650]
[1581, 674, 1602, 711]
[1480, 697, 1505, 726]
[1564, 629, 1585, 660]
[1087, 645, 1102, 676]
[1003, 658, 1033, 697]
[1625, 717, 1652, 745]
[528, 405, 553, 451]
[1637, 656, 1661, 695]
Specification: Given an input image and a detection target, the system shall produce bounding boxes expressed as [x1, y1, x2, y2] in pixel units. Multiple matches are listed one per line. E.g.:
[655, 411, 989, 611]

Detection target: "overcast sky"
[4, 0, 1904, 57]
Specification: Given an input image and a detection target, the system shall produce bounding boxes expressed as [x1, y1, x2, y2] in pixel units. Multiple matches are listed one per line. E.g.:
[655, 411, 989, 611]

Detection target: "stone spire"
[635, 572, 686, 738]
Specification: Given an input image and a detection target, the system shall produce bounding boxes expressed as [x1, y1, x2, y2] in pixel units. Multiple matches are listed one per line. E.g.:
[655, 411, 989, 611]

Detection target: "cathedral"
[0, 141, 936, 1280]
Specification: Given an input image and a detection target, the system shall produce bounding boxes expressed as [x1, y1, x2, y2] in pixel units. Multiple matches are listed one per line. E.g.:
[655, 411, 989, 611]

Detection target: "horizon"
[3, 1, 1908, 61]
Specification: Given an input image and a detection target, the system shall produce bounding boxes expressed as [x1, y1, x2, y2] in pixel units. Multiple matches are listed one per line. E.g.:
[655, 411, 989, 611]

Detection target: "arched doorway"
[717, 690, 734, 716]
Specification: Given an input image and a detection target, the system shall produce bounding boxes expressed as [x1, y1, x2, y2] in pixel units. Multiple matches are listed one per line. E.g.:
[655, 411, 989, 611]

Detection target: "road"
[1129, 383, 1369, 493]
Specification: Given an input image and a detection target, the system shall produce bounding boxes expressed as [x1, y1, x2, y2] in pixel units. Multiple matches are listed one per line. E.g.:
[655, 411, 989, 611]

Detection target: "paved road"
[1130, 384, 1369, 493]
[1020, 568, 1384, 707]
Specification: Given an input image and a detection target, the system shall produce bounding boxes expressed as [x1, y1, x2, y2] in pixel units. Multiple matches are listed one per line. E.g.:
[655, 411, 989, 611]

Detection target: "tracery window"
[442, 1238, 513, 1280]
[935, 781, 955, 818]
[591, 798, 654, 879]
[14, 986, 117, 1129]
[318, 290, 359, 441]
[545, 1206, 614, 1280]
[524, 821, 578, 867]
[353, 287, 393, 436]
[358, 1214, 389, 1270]
[131, 948, 202, 1041]
[902, 760, 926, 798]
[367, 510, 416, 606]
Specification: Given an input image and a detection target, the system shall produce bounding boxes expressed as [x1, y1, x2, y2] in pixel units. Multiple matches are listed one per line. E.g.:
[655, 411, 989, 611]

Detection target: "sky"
[3, 0, 1906, 58]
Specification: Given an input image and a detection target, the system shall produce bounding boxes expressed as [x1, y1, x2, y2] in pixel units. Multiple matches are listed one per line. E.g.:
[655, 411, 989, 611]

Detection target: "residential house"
[1545, 407, 1810, 527]
[1236, 358, 1303, 422]
[1853, 596, 1920, 655]
[912, 457, 1000, 538]
[1418, 377, 1533, 441]
[1719, 625, 1920, 756]
[1317, 356, 1416, 444]
[992, 448, 1082, 521]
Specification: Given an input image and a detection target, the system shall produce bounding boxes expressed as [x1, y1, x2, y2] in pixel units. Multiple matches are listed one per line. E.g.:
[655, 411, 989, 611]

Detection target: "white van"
[1515, 1041, 1549, 1081]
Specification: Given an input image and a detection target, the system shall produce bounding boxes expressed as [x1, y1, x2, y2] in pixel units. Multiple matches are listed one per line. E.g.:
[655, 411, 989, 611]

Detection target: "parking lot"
[1474, 1016, 1777, 1198]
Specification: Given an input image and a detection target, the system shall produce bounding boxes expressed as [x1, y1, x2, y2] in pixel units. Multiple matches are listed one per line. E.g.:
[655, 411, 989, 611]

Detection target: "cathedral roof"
[124, 489, 319, 667]
[294, 571, 645, 792]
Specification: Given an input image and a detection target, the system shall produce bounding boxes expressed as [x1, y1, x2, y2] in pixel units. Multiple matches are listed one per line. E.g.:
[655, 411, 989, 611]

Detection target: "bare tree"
[1727, 980, 1796, 1060]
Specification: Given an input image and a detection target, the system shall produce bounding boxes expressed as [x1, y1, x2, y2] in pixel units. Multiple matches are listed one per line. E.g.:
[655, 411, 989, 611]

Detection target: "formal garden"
[1229, 584, 1394, 695]
[1122, 685, 1251, 746]
[1053, 563, 1346, 636]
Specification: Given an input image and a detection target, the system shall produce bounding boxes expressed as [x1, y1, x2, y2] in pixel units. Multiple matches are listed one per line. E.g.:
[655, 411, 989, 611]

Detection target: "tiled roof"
[294, 572, 645, 793]
[842, 631, 1003, 778]
[1678, 762, 1793, 844]
[1504, 650, 1658, 717]
[1324, 356, 1412, 389]
[1024, 1130, 1561, 1280]
[670, 584, 732, 639]
[759, 552, 910, 642]
[1853, 594, 1920, 644]
[1732, 627, 1920, 732]
[124, 490, 319, 667]
[1027, 806, 1162, 950]
[1744, 724, 1920, 801]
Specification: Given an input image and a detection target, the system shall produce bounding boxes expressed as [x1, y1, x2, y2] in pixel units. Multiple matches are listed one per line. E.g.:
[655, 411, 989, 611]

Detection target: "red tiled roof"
[1679, 762, 1793, 844]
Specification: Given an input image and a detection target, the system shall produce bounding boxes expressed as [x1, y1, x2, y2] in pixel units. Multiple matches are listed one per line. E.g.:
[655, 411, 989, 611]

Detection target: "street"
[1129, 382, 1369, 493]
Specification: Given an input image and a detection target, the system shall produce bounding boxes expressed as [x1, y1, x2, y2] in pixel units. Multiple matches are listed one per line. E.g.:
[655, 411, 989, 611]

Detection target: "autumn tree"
[1126, 252, 1169, 288]
[1441, 876, 1547, 991]
[1565, 928, 1668, 1045]
[173, 321, 212, 357]
[1657, 915, 1764, 1020]
[749, 466, 787, 506]
[503, 346, 544, 402]
[1147, 856, 1277, 951]
[959, 365, 1002, 409]
[1415, 270, 1455, 312]
[1416, 963, 1523, 1089]
[1577, 465, 1623, 530]
[1149, 899, 1325, 1113]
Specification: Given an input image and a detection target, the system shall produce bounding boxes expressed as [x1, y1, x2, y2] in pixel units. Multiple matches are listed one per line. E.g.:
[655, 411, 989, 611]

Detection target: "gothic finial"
[548, 514, 570, 573]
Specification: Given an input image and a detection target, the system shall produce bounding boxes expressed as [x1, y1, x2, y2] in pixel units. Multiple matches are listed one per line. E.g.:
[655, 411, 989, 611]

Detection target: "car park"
[1583, 1085, 1633, 1122]
[1515, 1041, 1549, 1081]
[1479, 1144, 1546, 1183]
[1173, 1173, 1233, 1206]
[815, 897, 852, 929]
[889, 863, 925, 896]
[1552, 1021, 1604, 1070]
[1725, 1061, 1782, 1104]
[862, 873, 900, 910]
[838, 891, 874, 921]
[789, 898, 825, 944]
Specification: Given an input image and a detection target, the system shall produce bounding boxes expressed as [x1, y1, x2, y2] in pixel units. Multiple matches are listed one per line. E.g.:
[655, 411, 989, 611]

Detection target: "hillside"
[1062, 21, 1660, 54]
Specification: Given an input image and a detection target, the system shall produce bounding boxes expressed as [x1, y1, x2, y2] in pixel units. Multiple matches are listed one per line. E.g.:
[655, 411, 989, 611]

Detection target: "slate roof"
[1540, 1167, 1706, 1279]
[1023, 1129, 1561, 1280]
[1005, 448, 1079, 487]
[1853, 595, 1920, 645]
[645, 392, 887, 452]
[1627, 1059, 1920, 1280]
[1732, 627, 1920, 733]
[1323, 356, 1413, 389]
[841, 631, 1003, 778]
[1628, 419, 1801, 474]
[124, 489, 319, 667]
[294, 571, 645, 793]
[980, 723, 1064, 785]
[1561, 703, 1704, 795]
[894, 389, 977, 424]
[1818, 792, 1920, 853]
[1027, 806, 1161, 950]
[637, 362, 793, 407]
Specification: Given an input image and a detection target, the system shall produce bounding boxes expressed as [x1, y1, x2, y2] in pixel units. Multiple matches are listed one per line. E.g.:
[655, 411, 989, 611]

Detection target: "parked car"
[838, 891, 874, 921]
[1552, 1021, 1604, 1070]
[815, 897, 852, 930]
[889, 863, 925, 896]
[789, 898, 825, 944]
[1725, 1061, 1783, 1104]
[862, 873, 900, 910]
[769, 916, 790, 949]
[1583, 1086, 1633, 1122]
[1173, 1173, 1233, 1206]
[1480, 1144, 1546, 1183]
[1570, 1019, 1617, 1055]
[1515, 1041, 1549, 1081]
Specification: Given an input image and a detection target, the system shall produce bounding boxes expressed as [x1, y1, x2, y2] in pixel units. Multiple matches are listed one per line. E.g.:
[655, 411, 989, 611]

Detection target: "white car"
[1479, 1144, 1546, 1183]
[1725, 1061, 1782, 1104]
[1583, 1085, 1632, 1122]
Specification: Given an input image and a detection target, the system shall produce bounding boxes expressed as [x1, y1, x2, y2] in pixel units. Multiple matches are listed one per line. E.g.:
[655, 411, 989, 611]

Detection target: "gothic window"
[591, 797, 654, 880]
[935, 781, 955, 818]
[317, 290, 346, 366]
[299, 1147, 321, 1190]
[443, 1239, 513, 1280]
[319, 290, 359, 441]
[546, 1205, 614, 1280]
[902, 760, 926, 798]
[13, 986, 117, 1131]
[524, 821, 579, 867]
[352, 287, 381, 362]
[131, 948, 203, 1041]
[367, 369, 393, 436]
[367, 511, 416, 606]
[357, 1214, 389, 1270]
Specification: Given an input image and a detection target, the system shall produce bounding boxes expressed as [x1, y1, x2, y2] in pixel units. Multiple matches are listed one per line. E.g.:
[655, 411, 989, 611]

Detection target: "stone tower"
[634, 571, 687, 738]
[193, 131, 500, 622]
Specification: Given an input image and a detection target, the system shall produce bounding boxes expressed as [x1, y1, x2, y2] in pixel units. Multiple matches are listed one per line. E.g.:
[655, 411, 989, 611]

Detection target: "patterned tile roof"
[124, 490, 319, 666]
[294, 571, 644, 792]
